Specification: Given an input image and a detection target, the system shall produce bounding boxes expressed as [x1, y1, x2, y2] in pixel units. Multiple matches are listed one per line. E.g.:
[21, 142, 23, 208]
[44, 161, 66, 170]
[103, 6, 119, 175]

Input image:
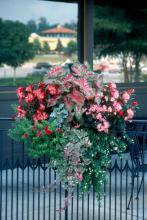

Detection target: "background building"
[29, 24, 76, 51]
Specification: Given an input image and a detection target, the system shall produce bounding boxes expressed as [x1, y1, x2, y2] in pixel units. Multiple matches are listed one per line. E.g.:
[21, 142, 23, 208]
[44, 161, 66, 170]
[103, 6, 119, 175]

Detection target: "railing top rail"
[0, 117, 15, 121]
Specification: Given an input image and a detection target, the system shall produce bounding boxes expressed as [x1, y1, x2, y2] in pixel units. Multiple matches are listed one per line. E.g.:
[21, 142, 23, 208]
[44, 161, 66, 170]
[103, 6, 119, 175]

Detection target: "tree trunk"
[13, 67, 16, 83]
[122, 56, 129, 83]
[134, 54, 141, 82]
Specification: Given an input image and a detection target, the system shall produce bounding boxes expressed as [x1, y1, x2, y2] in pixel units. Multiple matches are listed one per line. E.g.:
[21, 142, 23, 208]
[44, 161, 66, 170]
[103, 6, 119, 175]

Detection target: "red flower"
[17, 106, 26, 118]
[44, 126, 52, 135]
[32, 126, 36, 130]
[38, 82, 46, 89]
[118, 110, 123, 117]
[16, 87, 25, 102]
[25, 93, 34, 103]
[47, 84, 61, 95]
[26, 85, 33, 93]
[23, 133, 28, 138]
[132, 101, 138, 106]
[33, 89, 46, 101]
[37, 131, 42, 137]
[56, 128, 62, 133]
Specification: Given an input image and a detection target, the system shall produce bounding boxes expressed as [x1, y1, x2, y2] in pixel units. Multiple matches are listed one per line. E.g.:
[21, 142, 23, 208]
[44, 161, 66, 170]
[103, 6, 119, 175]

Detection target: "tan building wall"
[29, 33, 76, 51]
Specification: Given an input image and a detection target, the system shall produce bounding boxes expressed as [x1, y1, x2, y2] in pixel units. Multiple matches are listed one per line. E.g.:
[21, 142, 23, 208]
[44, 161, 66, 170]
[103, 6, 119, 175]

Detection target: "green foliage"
[0, 74, 44, 86]
[0, 19, 34, 68]
[94, 6, 147, 82]
[26, 19, 38, 34]
[33, 38, 42, 55]
[41, 42, 50, 54]
[56, 39, 64, 52]
[9, 63, 137, 198]
[64, 41, 77, 55]
[38, 17, 50, 33]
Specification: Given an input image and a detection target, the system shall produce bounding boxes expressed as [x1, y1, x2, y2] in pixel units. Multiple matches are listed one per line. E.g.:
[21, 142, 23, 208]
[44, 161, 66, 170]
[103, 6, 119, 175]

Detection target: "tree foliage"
[42, 42, 50, 54]
[64, 41, 77, 55]
[32, 38, 42, 54]
[94, 6, 147, 82]
[0, 19, 34, 81]
[56, 39, 64, 52]
[38, 17, 50, 33]
[26, 19, 38, 34]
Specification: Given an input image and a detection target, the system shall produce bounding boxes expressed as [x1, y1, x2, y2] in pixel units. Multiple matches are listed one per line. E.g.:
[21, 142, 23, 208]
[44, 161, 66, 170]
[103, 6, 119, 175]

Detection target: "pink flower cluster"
[83, 82, 138, 133]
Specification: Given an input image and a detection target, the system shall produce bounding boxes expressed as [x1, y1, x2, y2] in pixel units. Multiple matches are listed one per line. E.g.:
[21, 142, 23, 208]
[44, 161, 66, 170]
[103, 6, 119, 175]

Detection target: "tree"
[64, 21, 77, 30]
[38, 17, 50, 32]
[41, 42, 50, 54]
[56, 39, 64, 52]
[64, 41, 77, 55]
[33, 38, 42, 54]
[0, 19, 34, 82]
[94, 6, 147, 82]
[26, 19, 38, 34]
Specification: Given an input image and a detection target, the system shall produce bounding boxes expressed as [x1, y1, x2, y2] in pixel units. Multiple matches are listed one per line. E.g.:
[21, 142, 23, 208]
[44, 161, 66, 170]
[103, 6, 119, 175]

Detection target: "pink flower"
[89, 104, 100, 112]
[108, 106, 113, 113]
[96, 113, 102, 120]
[16, 87, 25, 101]
[127, 89, 134, 94]
[103, 121, 110, 133]
[113, 102, 122, 111]
[108, 82, 117, 89]
[75, 172, 83, 182]
[26, 85, 33, 93]
[25, 93, 34, 103]
[33, 89, 45, 101]
[102, 105, 107, 112]
[97, 121, 110, 133]
[39, 104, 45, 110]
[74, 124, 80, 128]
[127, 108, 134, 119]
[17, 106, 26, 118]
[104, 96, 108, 101]
[47, 85, 60, 95]
[122, 92, 130, 102]
[111, 90, 119, 99]
[110, 97, 115, 102]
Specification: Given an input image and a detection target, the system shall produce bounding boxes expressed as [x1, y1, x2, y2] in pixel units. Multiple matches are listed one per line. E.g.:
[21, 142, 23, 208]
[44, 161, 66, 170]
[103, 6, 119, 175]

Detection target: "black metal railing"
[0, 118, 147, 220]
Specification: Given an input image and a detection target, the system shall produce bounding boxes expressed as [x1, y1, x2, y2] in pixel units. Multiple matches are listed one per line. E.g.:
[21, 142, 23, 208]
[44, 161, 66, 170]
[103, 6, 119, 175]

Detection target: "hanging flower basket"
[9, 63, 138, 197]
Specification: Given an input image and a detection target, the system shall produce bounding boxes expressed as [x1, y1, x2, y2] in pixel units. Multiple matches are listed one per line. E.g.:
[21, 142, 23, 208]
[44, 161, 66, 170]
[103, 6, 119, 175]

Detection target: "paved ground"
[1, 154, 147, 220]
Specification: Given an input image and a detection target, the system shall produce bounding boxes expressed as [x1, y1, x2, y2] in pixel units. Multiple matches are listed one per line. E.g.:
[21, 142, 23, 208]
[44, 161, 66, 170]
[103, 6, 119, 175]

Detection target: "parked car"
[30, 62, 52, 76]
[34, 62, 52, 70]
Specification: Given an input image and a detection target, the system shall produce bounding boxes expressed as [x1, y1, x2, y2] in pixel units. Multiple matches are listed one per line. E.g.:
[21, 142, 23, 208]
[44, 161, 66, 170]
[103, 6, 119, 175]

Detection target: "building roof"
[41, 25, 76, 34]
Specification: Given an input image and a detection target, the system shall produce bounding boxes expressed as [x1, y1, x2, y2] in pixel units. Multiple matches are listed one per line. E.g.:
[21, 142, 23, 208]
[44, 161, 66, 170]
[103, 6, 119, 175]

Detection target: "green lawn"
[0, 74, 44, 86]
[28, 54, 77, 64]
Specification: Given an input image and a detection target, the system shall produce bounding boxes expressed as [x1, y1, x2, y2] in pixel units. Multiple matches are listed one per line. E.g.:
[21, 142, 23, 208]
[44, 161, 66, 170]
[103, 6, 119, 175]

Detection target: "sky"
[0, 0, 78, 24]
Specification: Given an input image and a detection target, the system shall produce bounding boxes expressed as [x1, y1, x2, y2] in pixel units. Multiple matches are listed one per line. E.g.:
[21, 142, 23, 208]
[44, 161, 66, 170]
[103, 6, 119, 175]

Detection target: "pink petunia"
[127, 108, 134, 119]
[113, 102, 122, 111]
[122, 92, 130, 102]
